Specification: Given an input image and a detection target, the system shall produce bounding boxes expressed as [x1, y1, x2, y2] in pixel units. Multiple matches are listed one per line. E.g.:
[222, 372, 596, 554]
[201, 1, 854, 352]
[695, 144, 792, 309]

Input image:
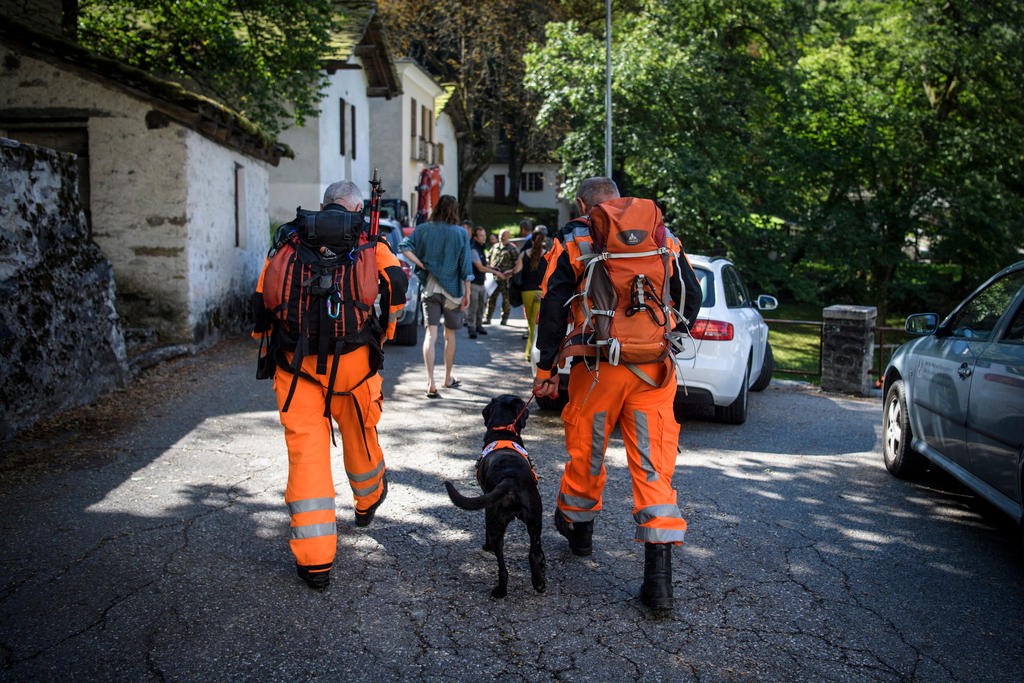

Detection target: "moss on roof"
[0, 15, 292, 164]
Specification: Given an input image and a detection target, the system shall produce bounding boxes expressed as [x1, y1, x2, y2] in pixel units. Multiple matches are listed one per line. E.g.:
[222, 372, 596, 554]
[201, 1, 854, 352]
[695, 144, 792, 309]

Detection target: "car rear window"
[694, 267, 715, 308]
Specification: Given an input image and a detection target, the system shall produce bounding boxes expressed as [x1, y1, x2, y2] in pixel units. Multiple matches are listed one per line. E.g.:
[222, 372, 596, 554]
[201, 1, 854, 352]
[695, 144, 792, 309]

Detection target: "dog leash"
[493, 393, 535, 435]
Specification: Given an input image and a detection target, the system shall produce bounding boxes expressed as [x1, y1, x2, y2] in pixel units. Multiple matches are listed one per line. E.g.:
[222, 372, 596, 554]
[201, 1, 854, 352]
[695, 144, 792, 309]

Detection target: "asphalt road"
[2, 313, 1022, 681]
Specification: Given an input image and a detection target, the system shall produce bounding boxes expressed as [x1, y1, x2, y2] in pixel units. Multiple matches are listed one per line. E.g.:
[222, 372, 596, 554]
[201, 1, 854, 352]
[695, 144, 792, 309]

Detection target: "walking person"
[512, 225, 549, 359]
[467, 226, 505, 338]
[485, 229, 519, 325]
[532, 177, 702, 611]
[252, 180, 408, 591]
[399, 195, 473, 397]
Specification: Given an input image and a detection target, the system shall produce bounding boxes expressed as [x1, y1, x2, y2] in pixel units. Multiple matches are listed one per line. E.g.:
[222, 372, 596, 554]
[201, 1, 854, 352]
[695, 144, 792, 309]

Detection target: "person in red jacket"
[533, 177, 702, 611]
[254, 180, 407, 591]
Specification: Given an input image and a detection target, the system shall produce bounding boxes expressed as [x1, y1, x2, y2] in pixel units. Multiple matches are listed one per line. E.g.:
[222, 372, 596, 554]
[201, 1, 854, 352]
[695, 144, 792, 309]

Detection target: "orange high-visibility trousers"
[557, 360, 686, 544]
[273, 345, 386, 571]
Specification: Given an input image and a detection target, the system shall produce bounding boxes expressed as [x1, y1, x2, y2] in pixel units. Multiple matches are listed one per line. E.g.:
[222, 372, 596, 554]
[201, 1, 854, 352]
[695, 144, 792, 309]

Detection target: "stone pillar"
[821, 305, 877, 396]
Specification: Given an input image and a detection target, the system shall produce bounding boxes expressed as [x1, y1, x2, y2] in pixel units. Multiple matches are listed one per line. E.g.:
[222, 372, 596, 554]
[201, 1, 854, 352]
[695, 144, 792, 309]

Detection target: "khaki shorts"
[423, 293, 464, 330]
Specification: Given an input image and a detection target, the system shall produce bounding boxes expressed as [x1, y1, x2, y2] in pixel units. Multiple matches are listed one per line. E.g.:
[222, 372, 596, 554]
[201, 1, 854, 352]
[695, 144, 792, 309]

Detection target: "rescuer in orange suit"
[254, 180, 407, 591]
[532, 177, 702, 610]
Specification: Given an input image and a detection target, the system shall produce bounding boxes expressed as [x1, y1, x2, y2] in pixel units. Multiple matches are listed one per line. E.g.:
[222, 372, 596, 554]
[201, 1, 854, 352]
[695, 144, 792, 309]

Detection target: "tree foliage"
[75, 0, 339, 135]
[379, 0, 563, 217]
[527, 0, 1024, 313]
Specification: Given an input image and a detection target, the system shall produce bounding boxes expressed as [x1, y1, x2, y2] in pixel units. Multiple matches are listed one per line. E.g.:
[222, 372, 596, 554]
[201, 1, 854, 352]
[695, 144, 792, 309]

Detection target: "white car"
[674, 255, 777, 424]
[531, 255, 777, 423]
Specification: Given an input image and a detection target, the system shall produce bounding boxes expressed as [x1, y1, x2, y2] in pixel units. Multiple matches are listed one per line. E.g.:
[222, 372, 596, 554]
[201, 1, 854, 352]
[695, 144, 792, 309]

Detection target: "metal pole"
[604, 0, 612, 177]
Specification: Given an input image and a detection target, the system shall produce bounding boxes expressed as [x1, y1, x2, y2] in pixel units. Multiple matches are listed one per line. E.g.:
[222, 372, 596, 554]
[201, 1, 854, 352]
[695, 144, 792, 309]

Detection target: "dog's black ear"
[482, 400, 494, 424]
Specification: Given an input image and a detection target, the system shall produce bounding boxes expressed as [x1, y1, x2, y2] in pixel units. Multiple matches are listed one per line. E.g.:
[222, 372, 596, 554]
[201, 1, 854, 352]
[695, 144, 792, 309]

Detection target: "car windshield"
[693, 267, 715, 308]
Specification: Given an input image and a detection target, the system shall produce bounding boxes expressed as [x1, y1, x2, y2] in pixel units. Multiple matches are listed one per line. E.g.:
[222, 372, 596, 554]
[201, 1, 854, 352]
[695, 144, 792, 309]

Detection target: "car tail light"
[690, 319, 734, 341]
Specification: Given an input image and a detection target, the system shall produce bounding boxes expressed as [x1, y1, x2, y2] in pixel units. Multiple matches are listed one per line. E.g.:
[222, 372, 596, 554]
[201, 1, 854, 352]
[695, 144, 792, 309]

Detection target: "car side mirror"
[904, 313, 938, 335]
[756, 295, 778, 311]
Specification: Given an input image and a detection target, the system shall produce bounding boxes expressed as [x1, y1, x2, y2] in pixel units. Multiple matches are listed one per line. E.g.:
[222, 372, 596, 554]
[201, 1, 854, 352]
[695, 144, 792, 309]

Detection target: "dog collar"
[479, 440, 537, 481]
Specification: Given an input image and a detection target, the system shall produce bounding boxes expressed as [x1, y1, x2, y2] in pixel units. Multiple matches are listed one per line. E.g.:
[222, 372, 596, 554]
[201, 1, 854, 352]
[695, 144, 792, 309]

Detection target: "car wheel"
[715, 356, 749, 424]
[392, 322, 418, 346]
[882, 379, 926, 478]
[750, 342, 774, 392]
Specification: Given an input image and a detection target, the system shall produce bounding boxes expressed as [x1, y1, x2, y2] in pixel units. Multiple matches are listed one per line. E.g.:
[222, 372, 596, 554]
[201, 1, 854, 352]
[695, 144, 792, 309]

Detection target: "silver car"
[882, 260, 1024, 527]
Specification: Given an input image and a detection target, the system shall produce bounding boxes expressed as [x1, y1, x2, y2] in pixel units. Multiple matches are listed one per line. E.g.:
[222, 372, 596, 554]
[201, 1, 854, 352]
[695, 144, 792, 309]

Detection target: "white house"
[0, 18, 285, 348]
[474, 161, 571, 226]
[268, 4, 400, 225]
[370, 58, 458, 222]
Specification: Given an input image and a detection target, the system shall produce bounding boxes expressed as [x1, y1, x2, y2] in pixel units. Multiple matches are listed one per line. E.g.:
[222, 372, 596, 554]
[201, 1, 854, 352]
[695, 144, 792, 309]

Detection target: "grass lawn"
[765, 302, 915, 385]
[468, 200, 559, 235]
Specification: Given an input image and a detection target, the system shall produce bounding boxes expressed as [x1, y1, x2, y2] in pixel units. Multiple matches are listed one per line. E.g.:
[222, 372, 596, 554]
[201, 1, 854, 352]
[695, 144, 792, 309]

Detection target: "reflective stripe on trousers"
[557, 361, 687, 544]
[274, 345, 387, 569]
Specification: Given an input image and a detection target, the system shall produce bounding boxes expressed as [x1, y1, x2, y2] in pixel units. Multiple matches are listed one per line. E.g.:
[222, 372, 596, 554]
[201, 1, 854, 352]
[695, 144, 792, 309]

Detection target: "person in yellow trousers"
[512, 225, 549, 359]
[533, 177, 702, 611]
[254, 180, 407, 591]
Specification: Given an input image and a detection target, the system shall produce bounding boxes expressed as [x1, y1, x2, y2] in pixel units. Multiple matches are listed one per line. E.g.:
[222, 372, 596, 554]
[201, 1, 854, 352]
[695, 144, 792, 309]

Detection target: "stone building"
[0, 17, 288, 349]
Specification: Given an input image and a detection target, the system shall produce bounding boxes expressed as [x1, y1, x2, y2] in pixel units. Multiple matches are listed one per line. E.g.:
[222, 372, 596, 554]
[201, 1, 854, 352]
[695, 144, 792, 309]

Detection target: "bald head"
[576, 177, 620, 214]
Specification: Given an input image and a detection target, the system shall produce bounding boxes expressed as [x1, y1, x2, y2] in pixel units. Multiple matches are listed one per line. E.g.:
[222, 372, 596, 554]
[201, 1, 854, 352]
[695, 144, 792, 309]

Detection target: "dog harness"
[478, 440, 537, 482]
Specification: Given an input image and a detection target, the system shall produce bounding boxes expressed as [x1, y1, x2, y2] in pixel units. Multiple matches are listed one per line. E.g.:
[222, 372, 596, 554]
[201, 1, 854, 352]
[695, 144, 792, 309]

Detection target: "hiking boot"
[639, 542, 673, 611]
[554, 509, 593, 556]
[500, 316, 509, 325]
[476, 327, 487, 335]
[483, 317, 491, 325]
[355, 477, 388, 528]
[469, 330, 478, 339]
[296, 564, 330, 591]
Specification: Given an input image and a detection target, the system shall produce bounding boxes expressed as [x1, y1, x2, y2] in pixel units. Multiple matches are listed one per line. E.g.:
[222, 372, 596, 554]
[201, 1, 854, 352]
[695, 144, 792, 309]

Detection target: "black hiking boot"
[296, 564, 330, 591]
[639, 542, 673, 611]
[554, 509, 593, 556]
[355, 477, 388, 527]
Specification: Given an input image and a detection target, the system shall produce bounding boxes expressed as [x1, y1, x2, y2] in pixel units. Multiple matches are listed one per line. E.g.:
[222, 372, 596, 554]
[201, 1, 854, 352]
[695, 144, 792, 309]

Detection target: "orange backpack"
[558, 197, 687, 383]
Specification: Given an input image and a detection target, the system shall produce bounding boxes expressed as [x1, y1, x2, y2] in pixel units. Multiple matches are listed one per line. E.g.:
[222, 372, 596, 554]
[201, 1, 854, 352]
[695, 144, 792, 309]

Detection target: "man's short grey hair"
[576, 177, 620, 208]
[323, 180, 363, 210]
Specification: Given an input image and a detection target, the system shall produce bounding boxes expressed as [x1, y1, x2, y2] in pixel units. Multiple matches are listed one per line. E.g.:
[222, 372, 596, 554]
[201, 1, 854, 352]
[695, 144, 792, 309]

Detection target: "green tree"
[380, 0, 563, 218]
[527, 2, 810, 266]
[74, 0, 339, 134]
[791, 0, 1024, 314]
[528, 0, 1024, 314]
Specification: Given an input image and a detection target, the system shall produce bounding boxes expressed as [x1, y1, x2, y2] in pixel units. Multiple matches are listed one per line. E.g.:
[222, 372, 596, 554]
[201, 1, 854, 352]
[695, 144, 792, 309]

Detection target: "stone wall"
[820, 305, 877, 396]
[0, 137, 128, 439]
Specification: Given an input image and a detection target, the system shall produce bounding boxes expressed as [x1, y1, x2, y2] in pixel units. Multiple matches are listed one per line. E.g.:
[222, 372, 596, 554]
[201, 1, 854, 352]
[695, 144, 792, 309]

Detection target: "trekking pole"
[369, 168, 384, 243]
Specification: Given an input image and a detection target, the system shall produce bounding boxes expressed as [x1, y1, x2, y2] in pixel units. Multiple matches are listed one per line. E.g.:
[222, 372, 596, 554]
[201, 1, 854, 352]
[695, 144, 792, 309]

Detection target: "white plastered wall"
[269, 62, 374, 224]
[371, 60, 452, 212]
[184, 131, 269, 344]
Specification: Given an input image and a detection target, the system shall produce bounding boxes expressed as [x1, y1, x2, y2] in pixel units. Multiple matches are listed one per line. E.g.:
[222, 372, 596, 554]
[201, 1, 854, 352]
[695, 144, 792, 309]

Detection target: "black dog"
[444, 394, 546, 598]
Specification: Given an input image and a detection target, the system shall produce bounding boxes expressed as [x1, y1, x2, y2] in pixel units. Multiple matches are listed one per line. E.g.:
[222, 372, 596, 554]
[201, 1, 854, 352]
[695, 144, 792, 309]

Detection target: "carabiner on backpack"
[326, 290, 342, 319]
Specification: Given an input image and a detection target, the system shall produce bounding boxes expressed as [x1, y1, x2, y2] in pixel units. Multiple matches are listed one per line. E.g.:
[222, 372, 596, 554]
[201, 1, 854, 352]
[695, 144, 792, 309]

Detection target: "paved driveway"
[2, 318, 1022, 680]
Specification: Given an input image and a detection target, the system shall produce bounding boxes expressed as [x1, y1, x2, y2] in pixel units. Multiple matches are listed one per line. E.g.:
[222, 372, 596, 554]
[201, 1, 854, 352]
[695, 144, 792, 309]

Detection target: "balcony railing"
[410, 136, 437, 164]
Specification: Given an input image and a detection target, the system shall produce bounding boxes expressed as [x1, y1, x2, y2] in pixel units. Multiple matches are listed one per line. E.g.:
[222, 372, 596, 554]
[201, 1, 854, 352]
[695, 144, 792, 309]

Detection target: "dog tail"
[444, 478, 515, 511]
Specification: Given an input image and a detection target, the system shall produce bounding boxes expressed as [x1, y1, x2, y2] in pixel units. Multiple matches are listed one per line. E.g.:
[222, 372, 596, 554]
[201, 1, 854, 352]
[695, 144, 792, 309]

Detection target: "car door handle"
[957, 362, 973, 380]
